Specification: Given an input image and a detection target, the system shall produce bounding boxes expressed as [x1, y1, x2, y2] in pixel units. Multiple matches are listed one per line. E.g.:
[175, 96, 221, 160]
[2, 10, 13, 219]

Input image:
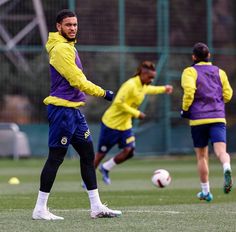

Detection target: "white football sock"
[35, 191, 49, 210]
[87, 189, 102, 211]
[103, 158, 116, 171]
[201, 182, 210, 195]
[223, 163, 231, 173]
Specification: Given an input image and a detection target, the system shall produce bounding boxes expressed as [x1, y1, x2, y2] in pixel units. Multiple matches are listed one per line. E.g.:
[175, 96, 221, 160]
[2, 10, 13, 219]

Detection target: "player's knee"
[48, 147, 67, 166]
[74, 141, 95, 164]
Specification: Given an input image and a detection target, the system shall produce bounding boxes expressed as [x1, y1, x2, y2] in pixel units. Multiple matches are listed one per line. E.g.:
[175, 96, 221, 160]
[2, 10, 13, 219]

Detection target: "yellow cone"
[8, 177, 20, 185]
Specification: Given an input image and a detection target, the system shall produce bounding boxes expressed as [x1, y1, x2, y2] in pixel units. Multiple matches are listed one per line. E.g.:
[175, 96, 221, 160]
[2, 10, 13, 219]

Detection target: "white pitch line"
[57, 209, 181, 214]
[125, 210, 181, 214]
[57, 209, 236, 214]
[5, 209, 236, 215]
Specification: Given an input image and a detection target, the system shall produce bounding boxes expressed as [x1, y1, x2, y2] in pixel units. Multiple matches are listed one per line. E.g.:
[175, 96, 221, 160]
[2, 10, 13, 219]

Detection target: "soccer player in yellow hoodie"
[32, 9, 121, 220]
[94, 61, 173, 185]
[181, 42, 233, 202]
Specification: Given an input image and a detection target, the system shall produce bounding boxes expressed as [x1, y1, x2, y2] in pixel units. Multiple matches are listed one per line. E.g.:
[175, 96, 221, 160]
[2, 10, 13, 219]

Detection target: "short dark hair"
[56, 9, 77, 23]
[134, 61, 156, 76]
[192, 42, 210, 61]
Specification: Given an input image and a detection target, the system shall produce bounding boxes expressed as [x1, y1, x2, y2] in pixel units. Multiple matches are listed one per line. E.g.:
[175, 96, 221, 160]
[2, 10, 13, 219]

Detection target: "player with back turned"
[181, 42, 233, 202]
[32, 9, 121, 220]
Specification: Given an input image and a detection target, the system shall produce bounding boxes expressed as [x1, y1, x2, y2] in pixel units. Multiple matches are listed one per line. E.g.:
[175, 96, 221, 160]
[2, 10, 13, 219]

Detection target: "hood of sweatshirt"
[45, 32, 75, 54]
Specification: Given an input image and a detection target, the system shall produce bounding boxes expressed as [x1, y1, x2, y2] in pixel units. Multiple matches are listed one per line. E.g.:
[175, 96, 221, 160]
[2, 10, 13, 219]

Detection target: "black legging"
[40, 147, 67, 192]
[72, 140, 97, 190]
[40, 141, 97, 192]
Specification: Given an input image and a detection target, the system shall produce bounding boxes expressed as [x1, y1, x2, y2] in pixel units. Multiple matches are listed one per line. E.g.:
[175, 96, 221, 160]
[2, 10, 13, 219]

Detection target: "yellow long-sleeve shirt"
[102, 76, 166, 130]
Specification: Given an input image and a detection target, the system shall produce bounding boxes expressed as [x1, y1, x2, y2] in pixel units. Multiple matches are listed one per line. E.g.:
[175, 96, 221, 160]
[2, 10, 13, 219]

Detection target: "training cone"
[8, 177, 20, 185]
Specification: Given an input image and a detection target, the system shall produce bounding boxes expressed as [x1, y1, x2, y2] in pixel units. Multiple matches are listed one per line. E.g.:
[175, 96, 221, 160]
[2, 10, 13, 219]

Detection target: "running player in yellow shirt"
[95, 61, 173, 184]
[181, 42, 233, 202]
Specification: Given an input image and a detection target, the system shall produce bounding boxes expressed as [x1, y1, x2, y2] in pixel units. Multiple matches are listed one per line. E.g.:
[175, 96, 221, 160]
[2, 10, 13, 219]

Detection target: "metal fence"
[0, 0, 235, 155]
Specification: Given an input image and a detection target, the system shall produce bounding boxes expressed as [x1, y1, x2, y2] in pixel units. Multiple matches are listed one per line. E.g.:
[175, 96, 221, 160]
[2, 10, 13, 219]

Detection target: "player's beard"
[61, 29, 76, 42]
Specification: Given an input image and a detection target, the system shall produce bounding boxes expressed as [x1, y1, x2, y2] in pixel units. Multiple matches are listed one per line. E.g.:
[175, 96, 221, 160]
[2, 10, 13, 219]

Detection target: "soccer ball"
[151, 169, 171, 188]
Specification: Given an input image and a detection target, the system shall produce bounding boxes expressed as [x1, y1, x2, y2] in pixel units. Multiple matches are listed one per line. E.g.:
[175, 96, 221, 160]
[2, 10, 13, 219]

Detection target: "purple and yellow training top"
[43, 32, 105, 108]
[181, 62, 233, 126]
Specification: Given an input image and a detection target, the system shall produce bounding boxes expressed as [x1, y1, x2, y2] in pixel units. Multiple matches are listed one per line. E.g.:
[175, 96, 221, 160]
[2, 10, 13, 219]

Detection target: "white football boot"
[32, 208, 64, 220]
[90, 204, 122, 219]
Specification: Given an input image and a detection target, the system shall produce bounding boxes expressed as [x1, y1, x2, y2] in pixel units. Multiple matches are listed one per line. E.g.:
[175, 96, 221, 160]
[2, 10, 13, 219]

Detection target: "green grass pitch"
[0, 156, 235, 232]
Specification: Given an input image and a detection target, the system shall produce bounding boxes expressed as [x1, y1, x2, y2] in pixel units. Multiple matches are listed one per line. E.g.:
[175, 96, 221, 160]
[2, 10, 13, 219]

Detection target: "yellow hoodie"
[43, 32, 105, 108]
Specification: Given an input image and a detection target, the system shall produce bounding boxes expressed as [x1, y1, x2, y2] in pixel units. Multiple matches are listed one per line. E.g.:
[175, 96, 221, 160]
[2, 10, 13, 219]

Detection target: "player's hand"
[138, 112, 146, 120]
[180, 110, 190, 119]
[165, 85, 173, 94]
[104, 90, 114, 101]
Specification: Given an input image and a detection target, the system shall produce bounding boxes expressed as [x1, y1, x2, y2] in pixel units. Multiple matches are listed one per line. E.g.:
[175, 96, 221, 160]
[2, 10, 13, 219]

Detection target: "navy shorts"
[191, 122, 226, 148]
[47, 105, 92, 148]
[97, 122, 135, 153]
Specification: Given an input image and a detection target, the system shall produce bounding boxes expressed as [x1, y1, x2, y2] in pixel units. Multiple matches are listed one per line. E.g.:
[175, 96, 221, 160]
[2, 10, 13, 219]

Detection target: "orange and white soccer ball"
[151, 169, 171, 188]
